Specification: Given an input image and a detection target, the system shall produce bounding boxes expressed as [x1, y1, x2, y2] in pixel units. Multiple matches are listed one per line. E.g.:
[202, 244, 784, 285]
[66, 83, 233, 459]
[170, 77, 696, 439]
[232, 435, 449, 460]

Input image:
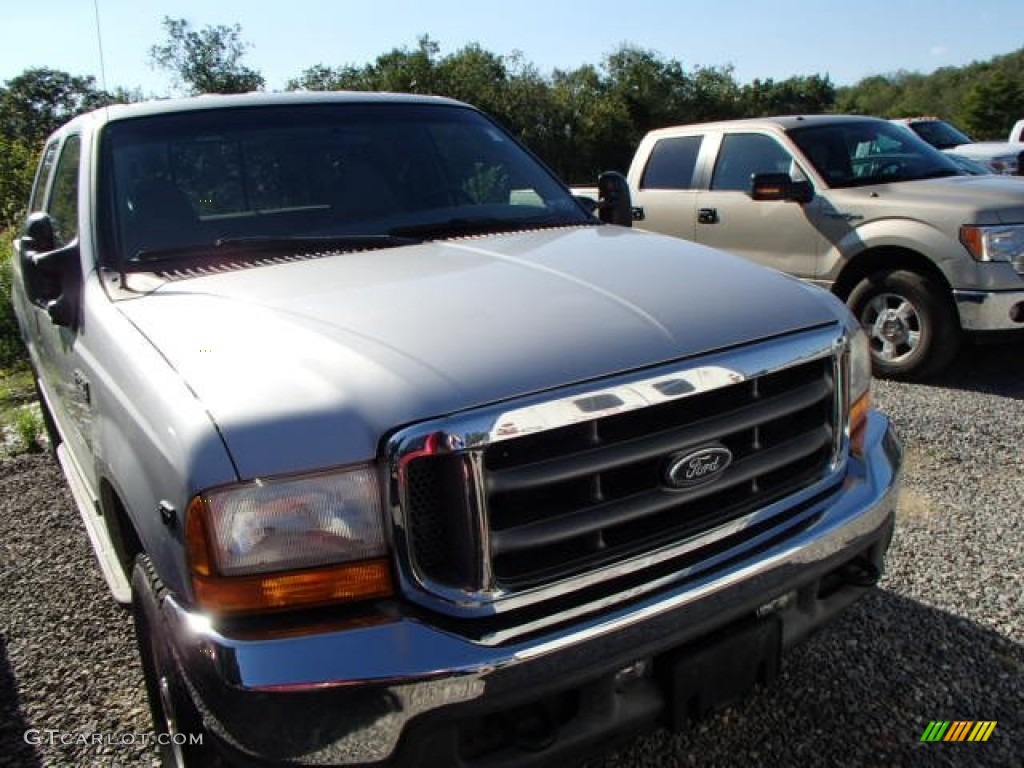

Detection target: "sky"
[1, 0, 1020, 96]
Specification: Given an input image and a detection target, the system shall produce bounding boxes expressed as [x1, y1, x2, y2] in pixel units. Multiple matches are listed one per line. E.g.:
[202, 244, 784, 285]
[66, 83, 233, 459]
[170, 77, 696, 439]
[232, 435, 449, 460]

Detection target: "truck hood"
[949, 141, 1024, 159]
[117, 226, 839, 478]
[829, 175, 1024, 225]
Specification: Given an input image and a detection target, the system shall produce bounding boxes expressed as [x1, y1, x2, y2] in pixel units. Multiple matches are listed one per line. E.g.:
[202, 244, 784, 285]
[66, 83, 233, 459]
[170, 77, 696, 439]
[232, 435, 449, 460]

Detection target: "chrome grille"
[389, 326, 850, 617]
[484, 359, 833, 589]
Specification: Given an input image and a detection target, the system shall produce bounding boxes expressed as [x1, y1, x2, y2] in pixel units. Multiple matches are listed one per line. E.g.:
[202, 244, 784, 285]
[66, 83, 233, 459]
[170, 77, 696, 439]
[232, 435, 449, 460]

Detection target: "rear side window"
[47, 135, 82, 248]
[28, 142, 59, 214]
[640, 136, 703, 189]
[710, 133, 793, 192]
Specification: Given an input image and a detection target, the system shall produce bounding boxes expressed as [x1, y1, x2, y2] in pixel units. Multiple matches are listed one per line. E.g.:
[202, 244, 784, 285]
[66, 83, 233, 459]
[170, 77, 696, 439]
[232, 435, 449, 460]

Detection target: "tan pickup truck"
[587, 115, 1024, 379]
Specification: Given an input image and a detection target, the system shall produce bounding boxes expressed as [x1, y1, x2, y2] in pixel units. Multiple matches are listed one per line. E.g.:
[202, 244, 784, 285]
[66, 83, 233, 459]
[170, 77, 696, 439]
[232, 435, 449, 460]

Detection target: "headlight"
[847, 322, 873, 455]
[185, 466, 392, 615]
[959, 224, 1024, 273]
[988, 155, 1019, 175]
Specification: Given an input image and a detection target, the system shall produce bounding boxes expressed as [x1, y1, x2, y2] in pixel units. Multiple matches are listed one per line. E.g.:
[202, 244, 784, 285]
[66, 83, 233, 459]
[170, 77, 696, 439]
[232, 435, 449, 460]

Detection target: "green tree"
[435, 44, 508, 109]
[149, 17, 264, 95]
[835, 48, 1024, 126]
[958, 71, 1024, 139]
[0, 68, 112, 146]
[288, 36, 441, 94]
[688, 64, 743, 121]
[603, 46, 690, 136]
[0, 135, 35, 229]
[373, 36, 443, 93]
[286, 63, 366, 91]
[548, 64, 631, 182]
[0, 68, 120, 231]
[742, 75, 835, 116]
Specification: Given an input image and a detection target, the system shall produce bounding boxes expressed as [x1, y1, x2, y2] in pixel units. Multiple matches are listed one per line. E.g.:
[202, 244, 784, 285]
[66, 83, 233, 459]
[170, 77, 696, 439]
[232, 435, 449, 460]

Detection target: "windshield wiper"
[123, 233, 421, 273]
[389, 215, 590, 240]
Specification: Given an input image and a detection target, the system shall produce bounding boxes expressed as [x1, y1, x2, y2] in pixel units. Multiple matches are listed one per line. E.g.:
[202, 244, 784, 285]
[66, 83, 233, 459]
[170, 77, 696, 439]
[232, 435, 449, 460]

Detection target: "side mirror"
[18, 213, 80, 328]
[22, 211, 57, 254]
[596, 171, 633, 227]
[750, 173, 814, 204]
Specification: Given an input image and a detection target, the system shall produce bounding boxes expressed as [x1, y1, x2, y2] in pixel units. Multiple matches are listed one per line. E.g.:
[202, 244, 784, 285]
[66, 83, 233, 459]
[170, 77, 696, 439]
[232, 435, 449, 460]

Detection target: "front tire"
[131, 555, 217, 768]
[847, 269, 960, 380]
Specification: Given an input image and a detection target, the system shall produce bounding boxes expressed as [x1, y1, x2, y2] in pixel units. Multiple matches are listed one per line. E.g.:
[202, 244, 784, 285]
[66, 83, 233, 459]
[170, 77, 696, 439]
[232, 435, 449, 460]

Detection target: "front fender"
[820, 217, 967, 286]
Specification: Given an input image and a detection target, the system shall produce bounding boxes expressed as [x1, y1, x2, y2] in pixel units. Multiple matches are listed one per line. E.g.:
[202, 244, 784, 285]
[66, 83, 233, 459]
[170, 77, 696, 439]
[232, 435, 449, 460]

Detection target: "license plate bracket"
[657, 616, 782, 731]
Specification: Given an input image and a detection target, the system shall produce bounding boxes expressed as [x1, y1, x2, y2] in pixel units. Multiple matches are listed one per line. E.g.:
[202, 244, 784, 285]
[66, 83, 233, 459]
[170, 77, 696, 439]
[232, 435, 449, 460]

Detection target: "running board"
[56, 444, 132, 603]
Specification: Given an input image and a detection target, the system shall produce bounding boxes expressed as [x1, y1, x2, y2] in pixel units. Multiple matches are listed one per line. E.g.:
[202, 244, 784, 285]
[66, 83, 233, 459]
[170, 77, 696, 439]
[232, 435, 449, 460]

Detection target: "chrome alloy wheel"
[861, 292, 922, 362]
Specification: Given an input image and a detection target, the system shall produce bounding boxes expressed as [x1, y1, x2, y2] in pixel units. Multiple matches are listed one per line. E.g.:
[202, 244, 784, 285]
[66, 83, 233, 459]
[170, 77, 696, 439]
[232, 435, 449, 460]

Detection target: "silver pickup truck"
[10, 93, 900, 768]
[600, 115, 1024, 379]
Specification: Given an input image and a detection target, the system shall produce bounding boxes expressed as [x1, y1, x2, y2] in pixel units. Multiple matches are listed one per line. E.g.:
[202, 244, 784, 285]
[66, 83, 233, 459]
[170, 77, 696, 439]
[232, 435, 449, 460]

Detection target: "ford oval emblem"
[664, 446, 733, 489]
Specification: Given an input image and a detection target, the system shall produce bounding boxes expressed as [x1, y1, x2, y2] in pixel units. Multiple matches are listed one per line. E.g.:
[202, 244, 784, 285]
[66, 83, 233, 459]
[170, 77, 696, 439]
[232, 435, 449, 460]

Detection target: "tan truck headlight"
[959, 224, 1024, 273]
[185, 467, 392, 615]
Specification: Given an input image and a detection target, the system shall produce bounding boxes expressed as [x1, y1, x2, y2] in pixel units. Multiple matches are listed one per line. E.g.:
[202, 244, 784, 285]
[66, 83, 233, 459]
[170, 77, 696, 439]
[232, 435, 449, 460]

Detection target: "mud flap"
[658, 616, 782, 731]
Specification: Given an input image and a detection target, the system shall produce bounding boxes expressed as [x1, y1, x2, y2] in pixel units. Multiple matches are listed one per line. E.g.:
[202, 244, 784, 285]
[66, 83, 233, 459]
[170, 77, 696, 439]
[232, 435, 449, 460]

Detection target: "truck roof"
[646, 114, 884, 138]
[53, 90, 472, 134]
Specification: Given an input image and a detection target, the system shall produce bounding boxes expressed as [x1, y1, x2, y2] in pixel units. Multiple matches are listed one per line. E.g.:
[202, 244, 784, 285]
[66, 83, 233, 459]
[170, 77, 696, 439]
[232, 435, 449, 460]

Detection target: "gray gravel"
[1, 341, 1021, 767]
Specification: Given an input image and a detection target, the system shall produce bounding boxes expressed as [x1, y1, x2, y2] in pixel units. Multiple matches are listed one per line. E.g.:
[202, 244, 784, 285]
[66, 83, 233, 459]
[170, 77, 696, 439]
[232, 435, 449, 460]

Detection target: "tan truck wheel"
[848, 269, 961, 379]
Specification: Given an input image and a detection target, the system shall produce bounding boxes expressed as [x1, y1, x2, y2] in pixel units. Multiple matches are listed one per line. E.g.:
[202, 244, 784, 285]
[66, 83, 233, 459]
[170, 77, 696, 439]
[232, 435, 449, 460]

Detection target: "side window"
[640, 136, 703, 190]
[710, 134, 793, 192]
[28, 142, 60, 214]
[47, 135, 82, 248]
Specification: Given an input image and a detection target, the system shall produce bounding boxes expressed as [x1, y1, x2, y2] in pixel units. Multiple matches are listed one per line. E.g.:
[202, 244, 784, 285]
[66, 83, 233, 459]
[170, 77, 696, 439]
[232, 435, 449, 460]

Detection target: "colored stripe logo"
[920, 721, 997, 742]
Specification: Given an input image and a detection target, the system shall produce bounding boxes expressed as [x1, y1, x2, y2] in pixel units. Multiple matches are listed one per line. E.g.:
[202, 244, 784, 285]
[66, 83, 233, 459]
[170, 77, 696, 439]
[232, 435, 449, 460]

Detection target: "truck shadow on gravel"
[921, 340, 1024, 399]
[0, 633, 43, 768]
[591, 590, 1022, 768]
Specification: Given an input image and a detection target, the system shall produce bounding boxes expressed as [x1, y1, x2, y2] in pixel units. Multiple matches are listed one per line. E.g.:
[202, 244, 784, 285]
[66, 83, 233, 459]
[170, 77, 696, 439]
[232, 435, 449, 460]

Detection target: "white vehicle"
[1010, 119, 1024, 144]
[10, 92, 902, 768]
[892, 117, 1024, 176]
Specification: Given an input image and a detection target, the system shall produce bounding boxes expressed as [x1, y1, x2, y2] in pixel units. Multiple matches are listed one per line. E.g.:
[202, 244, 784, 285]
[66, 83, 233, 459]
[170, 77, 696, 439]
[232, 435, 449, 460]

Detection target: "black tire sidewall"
[131, 556, 214, 768]
[848, 269, 960, 380]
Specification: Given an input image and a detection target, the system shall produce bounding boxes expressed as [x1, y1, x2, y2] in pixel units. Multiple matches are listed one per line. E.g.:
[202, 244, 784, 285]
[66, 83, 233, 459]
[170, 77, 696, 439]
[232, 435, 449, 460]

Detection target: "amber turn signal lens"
[185, 495, 214, 577]
[191, 559, 393, 616]
[185, 491, 393, 615]
[850, 391, 870, 455]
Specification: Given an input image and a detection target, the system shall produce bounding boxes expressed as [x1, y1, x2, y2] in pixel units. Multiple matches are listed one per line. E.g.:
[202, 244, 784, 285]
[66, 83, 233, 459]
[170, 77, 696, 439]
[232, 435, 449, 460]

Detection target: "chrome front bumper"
[164, 412, 901, 767]
[955, 288, 1024, 331]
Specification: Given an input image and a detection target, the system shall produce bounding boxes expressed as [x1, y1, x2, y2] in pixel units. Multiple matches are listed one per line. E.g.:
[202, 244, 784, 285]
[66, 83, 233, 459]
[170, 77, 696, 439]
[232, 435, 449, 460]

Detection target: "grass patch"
[13, 402, 44, 453]
[1, 364, 39, 456]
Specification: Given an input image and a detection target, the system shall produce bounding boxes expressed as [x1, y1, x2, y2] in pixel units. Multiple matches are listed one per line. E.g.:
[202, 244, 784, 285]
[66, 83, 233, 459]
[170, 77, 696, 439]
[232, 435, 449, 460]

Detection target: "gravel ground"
[1, 341, 1021, 768]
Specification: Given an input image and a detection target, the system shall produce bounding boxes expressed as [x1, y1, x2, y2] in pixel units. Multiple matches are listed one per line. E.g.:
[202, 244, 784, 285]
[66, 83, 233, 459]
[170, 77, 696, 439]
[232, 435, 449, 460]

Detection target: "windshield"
[789, 120, 963, 188]
[99, 103, 590, 265]
[906, 120, 973, 149]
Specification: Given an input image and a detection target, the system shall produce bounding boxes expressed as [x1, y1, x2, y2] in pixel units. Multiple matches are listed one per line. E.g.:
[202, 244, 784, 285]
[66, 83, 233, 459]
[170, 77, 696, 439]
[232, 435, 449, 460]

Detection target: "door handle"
[698, 207, 718, 224]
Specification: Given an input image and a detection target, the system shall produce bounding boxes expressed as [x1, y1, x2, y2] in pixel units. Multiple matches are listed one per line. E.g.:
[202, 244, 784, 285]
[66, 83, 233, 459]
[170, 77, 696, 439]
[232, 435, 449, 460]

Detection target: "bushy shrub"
[0, 235, 29, 368]
[14, 403, 43, 453]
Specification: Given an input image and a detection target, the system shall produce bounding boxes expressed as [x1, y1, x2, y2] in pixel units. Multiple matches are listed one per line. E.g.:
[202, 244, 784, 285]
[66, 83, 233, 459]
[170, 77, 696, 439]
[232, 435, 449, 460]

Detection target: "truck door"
[19, 134, 96, 463]
[693, 132, 821, 278]
[631, 135, 704, 240]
